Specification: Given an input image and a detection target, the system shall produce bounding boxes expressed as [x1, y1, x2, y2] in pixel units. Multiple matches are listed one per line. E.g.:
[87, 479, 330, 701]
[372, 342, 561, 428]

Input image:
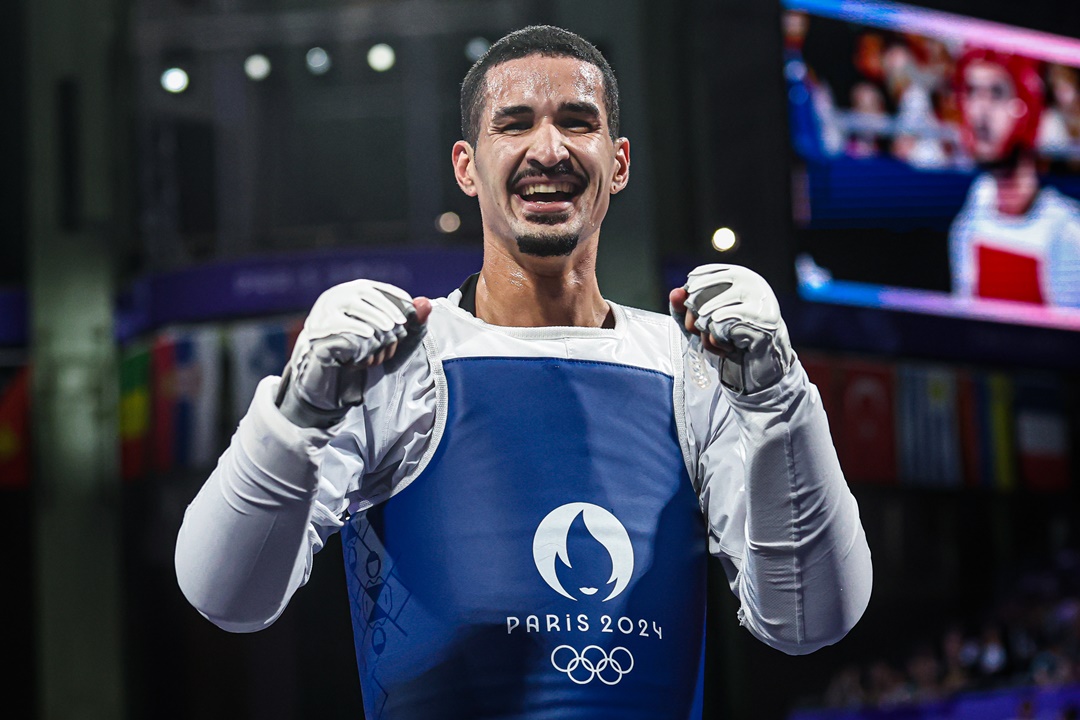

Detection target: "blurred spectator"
[906, 645, 944, 702]
[1038, 64, 1080, 166]
[866, 659, 913, 708]
[846, 82, 888, 157]
[783, 10, 845, 159]
[979, 624, 1009, 678]
[1032, 643, 1073, 686]
[882, 40, 949, 168]
[853, 32, 887, 85]
[818, 549, 1080, 712]
[824, 665, 865, 708]
[941, 626, 973, 693]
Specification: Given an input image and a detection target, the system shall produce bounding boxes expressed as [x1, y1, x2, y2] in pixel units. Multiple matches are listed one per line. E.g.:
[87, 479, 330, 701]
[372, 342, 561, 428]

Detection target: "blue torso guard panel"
[341, 311, 709, 719]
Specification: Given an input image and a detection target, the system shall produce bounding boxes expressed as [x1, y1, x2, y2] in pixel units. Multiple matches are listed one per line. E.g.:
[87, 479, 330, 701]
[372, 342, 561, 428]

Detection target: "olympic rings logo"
[550, 645, 635, 685]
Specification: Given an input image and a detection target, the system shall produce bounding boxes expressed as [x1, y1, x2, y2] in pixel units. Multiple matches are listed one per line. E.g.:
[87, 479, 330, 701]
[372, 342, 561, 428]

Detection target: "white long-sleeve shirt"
[175, 290, 872, 658]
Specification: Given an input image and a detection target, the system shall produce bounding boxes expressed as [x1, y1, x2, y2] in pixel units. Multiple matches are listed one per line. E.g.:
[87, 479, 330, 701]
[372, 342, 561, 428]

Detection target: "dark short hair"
[460, 25, 620, 146]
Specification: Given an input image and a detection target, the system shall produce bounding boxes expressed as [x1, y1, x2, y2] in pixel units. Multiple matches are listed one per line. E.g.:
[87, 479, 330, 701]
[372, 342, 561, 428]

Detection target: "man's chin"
[515, 232, 580, 258]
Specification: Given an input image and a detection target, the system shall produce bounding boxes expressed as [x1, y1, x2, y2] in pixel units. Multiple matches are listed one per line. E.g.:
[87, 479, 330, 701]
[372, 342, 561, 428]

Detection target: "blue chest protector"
[342, 356, 709, 719]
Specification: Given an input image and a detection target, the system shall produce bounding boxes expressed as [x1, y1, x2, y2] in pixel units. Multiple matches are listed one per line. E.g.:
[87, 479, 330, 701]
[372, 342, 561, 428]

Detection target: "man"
[175, 26, 872, 719]
[949, 47, 1080, 307]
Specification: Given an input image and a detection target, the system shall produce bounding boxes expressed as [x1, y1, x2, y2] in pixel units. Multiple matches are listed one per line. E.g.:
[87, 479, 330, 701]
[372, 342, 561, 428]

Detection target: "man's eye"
[502, 122, 530, 132]
[563, 119, 594, 130]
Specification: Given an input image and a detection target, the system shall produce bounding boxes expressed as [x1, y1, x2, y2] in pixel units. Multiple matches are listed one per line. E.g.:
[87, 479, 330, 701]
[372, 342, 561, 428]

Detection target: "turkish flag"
[835, 359, 898, 484]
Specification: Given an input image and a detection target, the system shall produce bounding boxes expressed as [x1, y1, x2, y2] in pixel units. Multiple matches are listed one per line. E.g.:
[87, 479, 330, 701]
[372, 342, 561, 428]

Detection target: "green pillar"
[27, 0, 130, 716]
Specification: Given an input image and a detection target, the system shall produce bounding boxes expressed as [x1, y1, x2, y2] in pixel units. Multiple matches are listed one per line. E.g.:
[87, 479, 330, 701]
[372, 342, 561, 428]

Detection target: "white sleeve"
[686, 351, 872, 655]
[949, 176, 992, 298]
[174, 351, 437, 633]
[1047, 210, 1080, 308]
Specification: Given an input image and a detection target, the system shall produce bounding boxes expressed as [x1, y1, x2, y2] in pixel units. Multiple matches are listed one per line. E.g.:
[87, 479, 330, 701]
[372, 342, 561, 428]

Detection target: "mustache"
[509, 161, 587, 188]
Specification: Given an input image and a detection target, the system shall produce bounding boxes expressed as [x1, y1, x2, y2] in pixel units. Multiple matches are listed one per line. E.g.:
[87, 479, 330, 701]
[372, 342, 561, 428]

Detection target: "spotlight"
[367, 43, 395, 72]
[465, 37, 489, 62]
[160, 67, 190, 93]
[436, 212, 461, 234]
[306, 47, 331, 75]
[244, 54, 271, 81]
[711, 227, 738, 252]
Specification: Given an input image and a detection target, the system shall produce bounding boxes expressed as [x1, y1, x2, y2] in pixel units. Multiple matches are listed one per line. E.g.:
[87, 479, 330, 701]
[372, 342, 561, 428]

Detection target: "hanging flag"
[984, 373, 1017, 492]
[799, 352, 839, 426]
[119, 342, 152, 482]
[955, 369, 983, 489]
[835, 358, 897, 484]
[956, 370, 1018, 491]
[227, 317, 302, 425]
[151, 326, 223, 473]
[897, 364, 963, 488]
[1013, 373, 1070, 492]
[0, 366, 30, 490]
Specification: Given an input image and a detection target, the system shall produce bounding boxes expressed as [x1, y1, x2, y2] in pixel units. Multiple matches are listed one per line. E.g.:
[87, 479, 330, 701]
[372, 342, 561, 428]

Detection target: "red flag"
[800, 352, 839, 429]
[1013, 374, 1070, 492]
[0, 367, 30, 490]
[835, 359, 897, 484]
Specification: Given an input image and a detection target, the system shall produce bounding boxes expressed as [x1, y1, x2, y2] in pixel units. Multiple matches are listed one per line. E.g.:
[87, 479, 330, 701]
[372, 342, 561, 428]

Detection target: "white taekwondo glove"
[275, 280, 426, 428]
[671, 264, 795, 395]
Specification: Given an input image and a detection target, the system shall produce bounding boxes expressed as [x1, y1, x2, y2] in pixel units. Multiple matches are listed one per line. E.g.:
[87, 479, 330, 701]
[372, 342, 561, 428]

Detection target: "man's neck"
[474, 244, 612, 328]
[992, 154, 1039, 217]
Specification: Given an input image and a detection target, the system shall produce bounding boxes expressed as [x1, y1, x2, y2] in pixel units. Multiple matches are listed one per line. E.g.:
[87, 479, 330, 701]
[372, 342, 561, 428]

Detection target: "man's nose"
[525, 120, 570, 167]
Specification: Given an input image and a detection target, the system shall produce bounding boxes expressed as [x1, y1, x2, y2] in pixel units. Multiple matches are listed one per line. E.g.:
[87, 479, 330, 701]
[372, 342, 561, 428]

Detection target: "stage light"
[436, 212, 461, 233]
[711, 227, 738, 252]
[306, 47, 331, 75]
[160, 67, 190, 93]
[244, 54, 271, 81]
[367, 43, 395, 72]
[465, 37, 489, 62]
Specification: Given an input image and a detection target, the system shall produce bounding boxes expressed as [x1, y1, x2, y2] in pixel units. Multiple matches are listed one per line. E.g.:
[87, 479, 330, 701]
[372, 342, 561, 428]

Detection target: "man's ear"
[453, 140, 478, 197]
[610, 137, 630, 194]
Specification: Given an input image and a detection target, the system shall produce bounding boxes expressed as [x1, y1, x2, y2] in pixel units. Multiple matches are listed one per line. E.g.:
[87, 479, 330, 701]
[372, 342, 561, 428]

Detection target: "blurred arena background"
[2, 0, 1080, 718]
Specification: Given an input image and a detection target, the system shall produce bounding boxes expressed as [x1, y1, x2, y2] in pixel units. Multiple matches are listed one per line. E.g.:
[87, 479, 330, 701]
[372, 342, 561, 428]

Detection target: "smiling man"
[175, 26, 872, 719]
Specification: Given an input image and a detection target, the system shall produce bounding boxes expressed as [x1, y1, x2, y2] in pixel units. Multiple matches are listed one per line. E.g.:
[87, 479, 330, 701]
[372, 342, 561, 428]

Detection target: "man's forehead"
[482, 55, 606, 116]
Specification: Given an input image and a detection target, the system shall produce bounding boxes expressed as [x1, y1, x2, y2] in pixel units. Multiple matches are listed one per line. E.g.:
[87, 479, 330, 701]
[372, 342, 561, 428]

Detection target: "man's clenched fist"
[276, 280, 431, 428]
[670, 264, 794, 395]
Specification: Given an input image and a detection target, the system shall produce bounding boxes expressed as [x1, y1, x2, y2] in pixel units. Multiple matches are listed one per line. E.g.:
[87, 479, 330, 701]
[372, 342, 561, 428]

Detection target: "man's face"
[961, 61, 1021, 163]
[453, 55, 629, 261]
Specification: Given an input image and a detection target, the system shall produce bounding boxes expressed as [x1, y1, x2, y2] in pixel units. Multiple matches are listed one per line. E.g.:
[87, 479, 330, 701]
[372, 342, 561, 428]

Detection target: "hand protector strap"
[680, 264, 794, 395]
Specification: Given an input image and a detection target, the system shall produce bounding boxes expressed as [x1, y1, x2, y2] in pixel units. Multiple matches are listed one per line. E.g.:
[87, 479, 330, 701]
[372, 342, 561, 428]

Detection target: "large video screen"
[784, 0, 1080, 331]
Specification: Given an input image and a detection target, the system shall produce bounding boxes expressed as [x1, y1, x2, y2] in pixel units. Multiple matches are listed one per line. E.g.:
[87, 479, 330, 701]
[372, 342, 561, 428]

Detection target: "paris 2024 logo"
[505, 502, 664, 685]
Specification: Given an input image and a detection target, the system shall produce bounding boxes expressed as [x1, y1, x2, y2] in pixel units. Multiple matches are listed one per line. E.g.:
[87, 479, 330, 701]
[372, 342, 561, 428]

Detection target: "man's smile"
[511, 171, 585, 217]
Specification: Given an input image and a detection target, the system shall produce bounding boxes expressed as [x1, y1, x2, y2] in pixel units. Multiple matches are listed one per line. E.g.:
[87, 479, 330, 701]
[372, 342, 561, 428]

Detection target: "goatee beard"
[516, 232, 579, 258]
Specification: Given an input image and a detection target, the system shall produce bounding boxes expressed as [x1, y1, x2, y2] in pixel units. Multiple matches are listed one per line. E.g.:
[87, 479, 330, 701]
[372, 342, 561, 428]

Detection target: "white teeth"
[520, 182, 575, 197]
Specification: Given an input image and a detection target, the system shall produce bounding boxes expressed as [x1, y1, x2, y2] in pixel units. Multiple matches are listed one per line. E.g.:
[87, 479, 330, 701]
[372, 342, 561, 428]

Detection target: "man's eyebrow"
[560, 101, 601, 118]
[492, 105, 534, 121]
